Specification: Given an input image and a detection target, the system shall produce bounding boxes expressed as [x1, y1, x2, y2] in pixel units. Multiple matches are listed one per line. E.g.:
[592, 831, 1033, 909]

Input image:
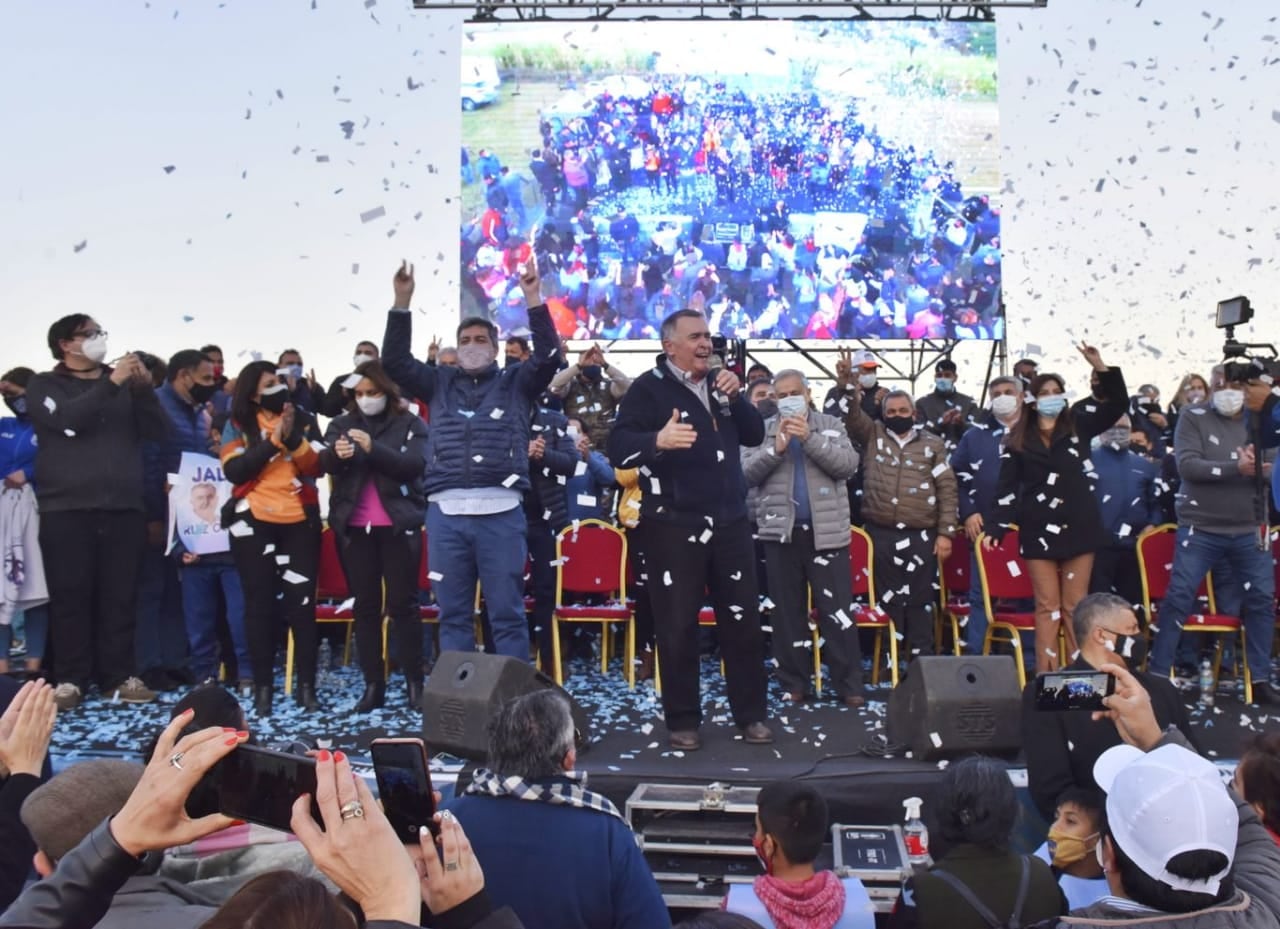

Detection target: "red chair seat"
[948, 600, 971, 617]
[315, 603, 354, 620]
[698, 607, 717, 625]
[1184, 613, 1241, 630]
[419, 604, 440, 620]
[853, 605, 890, 627]
[993, 611, 1036, 630]
[554, 604, 632, 621]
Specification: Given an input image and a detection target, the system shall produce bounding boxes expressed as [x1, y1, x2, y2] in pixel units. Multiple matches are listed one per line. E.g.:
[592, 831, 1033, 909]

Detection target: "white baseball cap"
[1093, 743, 1237, 896]
[852, 349, 879, 369]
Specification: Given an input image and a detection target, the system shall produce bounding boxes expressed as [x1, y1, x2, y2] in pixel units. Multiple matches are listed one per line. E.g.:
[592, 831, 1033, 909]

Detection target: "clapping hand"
[0, 681, 56, 778]
[347, 429, 372, 454]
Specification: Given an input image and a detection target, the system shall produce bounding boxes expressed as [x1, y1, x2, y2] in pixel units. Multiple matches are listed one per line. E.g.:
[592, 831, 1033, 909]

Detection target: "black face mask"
[755, 398, 778, 420]
[505, 354, 522, 368]
[884, 414, 915, 435]
[1105, 629, 1148, 667]
[188, 381, 218, 405]
[4, 396, 26, 418]
[259, 386, 289, 414]
[581, 364, 603, 383]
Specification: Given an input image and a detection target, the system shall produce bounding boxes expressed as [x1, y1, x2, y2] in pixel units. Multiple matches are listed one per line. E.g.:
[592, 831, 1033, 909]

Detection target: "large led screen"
[459, 21, 1001, 342]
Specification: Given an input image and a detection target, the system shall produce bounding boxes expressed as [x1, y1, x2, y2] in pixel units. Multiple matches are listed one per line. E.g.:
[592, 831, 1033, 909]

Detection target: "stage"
[50, 654, 1269, 826]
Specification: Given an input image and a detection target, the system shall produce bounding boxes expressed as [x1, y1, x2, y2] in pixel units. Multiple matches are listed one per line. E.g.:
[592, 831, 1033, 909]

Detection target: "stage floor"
[50, 655, 1273, 800]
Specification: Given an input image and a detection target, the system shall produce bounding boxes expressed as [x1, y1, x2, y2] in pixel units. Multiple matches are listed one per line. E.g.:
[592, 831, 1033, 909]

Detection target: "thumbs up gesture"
[656, 408, 697, 451]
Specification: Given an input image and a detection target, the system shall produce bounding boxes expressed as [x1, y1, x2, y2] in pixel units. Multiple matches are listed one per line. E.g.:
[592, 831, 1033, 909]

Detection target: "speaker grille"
[437, 697, 469, 741]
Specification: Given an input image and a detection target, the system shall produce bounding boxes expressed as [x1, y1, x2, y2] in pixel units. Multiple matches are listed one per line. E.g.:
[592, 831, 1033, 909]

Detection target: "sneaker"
[236, 679, 254, 699]
[112, 677, 157, 704]
[53, 682, 83, 711]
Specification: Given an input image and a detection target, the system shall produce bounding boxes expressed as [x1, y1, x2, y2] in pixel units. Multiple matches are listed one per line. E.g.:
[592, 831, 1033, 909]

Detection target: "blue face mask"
[1037, 395, 1068, 418]
[935, 378, 955, 394]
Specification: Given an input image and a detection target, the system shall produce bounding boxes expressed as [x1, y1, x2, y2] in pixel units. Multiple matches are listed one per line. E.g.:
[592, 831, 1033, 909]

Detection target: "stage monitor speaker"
[887, 656, 1021, 761]
[421, 652, 590, 762]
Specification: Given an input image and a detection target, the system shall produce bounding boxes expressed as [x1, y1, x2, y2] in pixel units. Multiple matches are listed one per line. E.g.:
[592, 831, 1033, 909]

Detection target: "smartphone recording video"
[185, 744, 320, 833]
[371, 738, 438, 842]
[1034, 670, 1116, 712]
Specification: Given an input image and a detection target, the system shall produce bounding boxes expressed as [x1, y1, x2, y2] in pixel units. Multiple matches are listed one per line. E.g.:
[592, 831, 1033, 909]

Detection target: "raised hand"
[393, 261, 416, 310]
[656, 408, 697, 451]
[518, 261, 542, 307]
[1075, 341, 1106, 371]
[109, 354, 143, 386]
[835, 346, 853, 387]
[427, 336, 441, 363]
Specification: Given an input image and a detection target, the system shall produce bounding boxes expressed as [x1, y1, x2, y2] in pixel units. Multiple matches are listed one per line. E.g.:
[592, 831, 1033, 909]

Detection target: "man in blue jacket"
[608, 308, 772, 750]
[1088, 414, 1162, 609]
[950, 376, 1022, 653]
[381, 261, 559, 661]
[144, 350, 252, 691]
[445, 690, 669, 929]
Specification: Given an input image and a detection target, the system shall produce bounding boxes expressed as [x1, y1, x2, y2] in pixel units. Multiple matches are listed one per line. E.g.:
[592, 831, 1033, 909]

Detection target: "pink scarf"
[753, 871, 847, 929]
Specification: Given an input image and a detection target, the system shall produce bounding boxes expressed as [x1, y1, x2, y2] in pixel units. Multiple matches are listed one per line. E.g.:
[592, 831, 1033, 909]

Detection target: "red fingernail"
[317, 749, 331, 761]
[236, 730, 249, 739]
[181, 708, 196, 718]
[334, 751, 346, 763]
[224, 735, 239, 746]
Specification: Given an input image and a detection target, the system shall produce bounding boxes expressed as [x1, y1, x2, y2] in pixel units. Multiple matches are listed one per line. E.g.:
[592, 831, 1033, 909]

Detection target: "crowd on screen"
[5, 258, 1280, 928]
[461, 76, 1003, 342]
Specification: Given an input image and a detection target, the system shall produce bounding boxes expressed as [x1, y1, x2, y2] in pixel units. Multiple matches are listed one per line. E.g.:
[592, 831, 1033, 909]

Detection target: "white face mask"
[353, 352, 376, 369]
[1213, 389, 1244, 417]
[457, 343, 496, 374]
[1184, 388, 1206, 404]
[776, 395, 807, 418]
[80, 334, 109, 364]
[990, 394, 1019, 419]
[858, 372, 878, 389]
[356, 394, 387, 416]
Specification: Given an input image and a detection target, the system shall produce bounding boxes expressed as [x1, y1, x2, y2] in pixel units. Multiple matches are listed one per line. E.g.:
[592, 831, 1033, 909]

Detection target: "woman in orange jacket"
[221, 361, 323, 716]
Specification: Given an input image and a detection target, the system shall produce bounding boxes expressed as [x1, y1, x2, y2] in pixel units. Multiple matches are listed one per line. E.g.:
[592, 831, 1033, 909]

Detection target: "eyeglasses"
[74, 329, 107, 340]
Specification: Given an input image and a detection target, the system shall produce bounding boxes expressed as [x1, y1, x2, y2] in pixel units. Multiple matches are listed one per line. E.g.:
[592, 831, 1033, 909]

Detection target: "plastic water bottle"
[1198, 659, 1215, 707]
[903, 797, 929, 866]
[317, 639, 332, 690]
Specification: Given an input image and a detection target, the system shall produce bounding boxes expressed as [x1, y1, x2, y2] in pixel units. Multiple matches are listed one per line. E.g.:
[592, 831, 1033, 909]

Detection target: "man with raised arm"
[381, 261, 560, 661]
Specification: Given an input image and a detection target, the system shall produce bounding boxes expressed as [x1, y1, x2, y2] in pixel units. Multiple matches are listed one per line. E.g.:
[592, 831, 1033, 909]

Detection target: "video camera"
[1216, 296, 1280, 383]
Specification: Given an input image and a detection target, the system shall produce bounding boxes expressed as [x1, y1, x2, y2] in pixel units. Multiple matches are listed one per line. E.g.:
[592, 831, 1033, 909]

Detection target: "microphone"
[707, 364, 723, 405]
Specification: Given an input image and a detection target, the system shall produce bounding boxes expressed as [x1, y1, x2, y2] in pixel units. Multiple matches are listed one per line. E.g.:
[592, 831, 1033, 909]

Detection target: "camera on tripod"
[1216, 296, 1280, 383]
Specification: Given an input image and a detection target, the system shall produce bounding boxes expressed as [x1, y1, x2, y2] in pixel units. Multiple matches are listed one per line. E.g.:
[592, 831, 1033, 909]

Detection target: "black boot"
[406, 678, 423, 711]
[253, 685, 273, 718]
[296, 683, 321, 712]
[355, 680, 386, 713]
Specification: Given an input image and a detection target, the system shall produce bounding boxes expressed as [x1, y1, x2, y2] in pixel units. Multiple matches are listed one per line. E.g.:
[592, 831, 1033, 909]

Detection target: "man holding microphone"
[609, 309, 772, 751]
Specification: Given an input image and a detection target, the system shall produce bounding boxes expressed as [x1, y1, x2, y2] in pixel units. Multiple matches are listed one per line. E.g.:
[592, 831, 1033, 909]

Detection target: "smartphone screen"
[371, 738, 437, 841]
[1034, 670, 1116, 712]
[186, 745, 320, 833]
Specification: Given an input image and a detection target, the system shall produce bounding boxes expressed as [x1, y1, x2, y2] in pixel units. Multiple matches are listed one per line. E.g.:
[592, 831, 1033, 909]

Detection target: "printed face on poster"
[168, 452, 232, 556]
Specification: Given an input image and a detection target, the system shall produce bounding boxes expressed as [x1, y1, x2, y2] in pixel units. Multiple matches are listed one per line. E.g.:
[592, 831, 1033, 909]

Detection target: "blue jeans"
[136, 549, 190, 674]
[181, 559, 252, 682]
[1148, 526, 1275, 681]
[426, 503, 529, 660]
[0, 603, 49, 660]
